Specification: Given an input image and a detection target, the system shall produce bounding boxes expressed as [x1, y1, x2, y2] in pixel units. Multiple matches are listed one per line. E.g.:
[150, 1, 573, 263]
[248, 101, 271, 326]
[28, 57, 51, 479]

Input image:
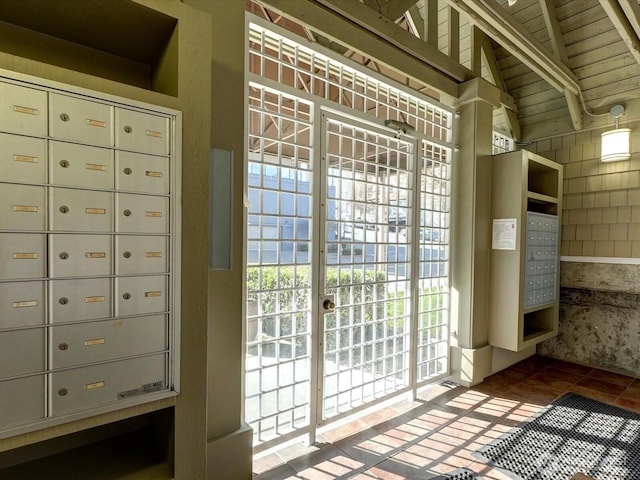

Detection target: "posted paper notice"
[492, 218, 517, 250]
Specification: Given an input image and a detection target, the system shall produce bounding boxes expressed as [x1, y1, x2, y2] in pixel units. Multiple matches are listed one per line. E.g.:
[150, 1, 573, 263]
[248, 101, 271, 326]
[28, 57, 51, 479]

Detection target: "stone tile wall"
[538, 261, 640, 377]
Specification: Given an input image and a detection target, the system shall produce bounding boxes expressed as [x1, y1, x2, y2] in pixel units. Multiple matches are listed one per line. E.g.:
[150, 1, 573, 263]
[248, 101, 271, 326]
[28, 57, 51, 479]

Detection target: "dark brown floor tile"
[548, 359, 593, 376]
[535, 366, 585, 384]
[523, 375, 577, 394]
[585, 368, 636, 387]
[615, 397, 640, 413]
[502, 382, 561, 406]
[576, 377, 627, 396]
[562, 385, 618, 405]
[619, 379, 640, 400]
[510, 354, 556, 374]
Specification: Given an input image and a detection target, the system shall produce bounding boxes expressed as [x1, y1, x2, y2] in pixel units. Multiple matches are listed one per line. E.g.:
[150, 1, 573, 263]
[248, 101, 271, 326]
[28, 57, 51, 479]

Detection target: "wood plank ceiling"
[251, 0, 640, 142]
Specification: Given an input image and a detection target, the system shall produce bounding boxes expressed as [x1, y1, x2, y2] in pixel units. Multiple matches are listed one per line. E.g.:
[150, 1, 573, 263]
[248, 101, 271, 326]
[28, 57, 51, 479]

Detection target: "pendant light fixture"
[601, 104, 631, 162]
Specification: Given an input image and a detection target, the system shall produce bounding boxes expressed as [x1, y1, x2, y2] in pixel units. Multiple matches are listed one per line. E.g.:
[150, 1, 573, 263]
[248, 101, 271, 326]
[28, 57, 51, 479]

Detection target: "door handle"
[320, 294, 335, 313]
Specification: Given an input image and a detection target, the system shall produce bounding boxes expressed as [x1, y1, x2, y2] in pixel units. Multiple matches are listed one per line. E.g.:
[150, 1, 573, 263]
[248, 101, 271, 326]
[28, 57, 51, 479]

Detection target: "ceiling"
[251, 0, 640, 142]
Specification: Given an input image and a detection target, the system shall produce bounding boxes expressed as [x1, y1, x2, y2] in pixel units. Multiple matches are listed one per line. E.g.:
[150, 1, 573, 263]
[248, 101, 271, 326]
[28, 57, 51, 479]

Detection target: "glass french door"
[319, 114, 415, 423]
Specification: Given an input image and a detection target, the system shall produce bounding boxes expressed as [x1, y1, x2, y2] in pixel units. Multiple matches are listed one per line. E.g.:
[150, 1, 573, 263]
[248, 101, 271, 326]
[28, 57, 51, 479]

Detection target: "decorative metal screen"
[416, 141, 450, 382]
[245, 86, 313, 444]
[247, 18, 453, 449]
[322, 117, 413, 420]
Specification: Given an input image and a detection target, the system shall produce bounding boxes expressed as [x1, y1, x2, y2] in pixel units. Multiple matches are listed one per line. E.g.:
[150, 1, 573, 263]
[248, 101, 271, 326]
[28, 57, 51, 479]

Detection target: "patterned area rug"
[477, 392, 640, 479]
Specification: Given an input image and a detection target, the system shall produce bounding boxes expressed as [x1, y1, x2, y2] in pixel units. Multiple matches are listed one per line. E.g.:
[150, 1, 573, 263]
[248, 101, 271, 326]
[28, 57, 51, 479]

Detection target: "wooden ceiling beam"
[314, 0, 473, 82]
[539, 0, 582, 130]
[477, 30, 521, 140]
[618, 0, 640, 38]
[406, 0, 439, 47]
[600, 0, 640, 65]
[380, 0, 422, 21]
[257, 0, 461, 100]
[445, 0, 580, 96]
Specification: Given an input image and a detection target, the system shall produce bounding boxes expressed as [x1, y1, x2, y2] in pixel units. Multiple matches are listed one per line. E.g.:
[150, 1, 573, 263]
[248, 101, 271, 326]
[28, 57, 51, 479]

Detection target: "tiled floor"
[253, 355, 640, 479]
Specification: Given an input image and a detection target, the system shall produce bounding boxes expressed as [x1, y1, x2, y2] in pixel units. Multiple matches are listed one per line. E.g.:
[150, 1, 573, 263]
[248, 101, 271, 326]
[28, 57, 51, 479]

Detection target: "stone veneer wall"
[538, 261, 640, 376]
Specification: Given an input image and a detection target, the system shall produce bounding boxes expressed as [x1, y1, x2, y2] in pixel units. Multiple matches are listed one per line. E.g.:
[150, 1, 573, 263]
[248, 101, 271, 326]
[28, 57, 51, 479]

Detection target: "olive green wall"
[0, 1, 212, 478]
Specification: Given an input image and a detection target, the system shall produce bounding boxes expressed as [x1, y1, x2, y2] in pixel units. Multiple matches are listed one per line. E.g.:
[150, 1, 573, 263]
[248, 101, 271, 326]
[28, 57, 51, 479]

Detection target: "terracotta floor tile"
[615, 397, 640, 413]
[532, 366, 585, 384]
[287, 444, 348, 473]
[585, 368, 637, 387]
[501, 382, 561, 406]
[549, 359, 593, 376]
[254, 452, 287, 475]
[254, 463, 301, 480]
[253, 359, 638, 480]
[619, 379, 640, 398]
[317, 418, 369, 443]
[562, 385, 618, 405]
[576, 377, 627, 396]
[510, 354, 556, 373]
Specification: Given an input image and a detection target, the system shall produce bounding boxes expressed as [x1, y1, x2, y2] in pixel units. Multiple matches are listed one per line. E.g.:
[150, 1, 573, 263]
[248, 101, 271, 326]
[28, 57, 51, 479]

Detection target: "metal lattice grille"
[249, 23, 452, 143]
[246, 18, 454, 449]
[322, 118, 413, 419]
[492, 131, 515, 154]
[417, 141, 450, 382]
[245, 86, 313, 444]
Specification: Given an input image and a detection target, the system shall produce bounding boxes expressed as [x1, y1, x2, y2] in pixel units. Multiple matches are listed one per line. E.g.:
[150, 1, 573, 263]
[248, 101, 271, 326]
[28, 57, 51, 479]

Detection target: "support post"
[449, 78, 500, 386]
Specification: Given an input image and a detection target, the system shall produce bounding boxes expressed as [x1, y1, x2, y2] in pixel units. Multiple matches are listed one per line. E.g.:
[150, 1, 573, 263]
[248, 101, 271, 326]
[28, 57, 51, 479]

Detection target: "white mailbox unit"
[489, 149, 562, 352]
[0, 70, 181, 438]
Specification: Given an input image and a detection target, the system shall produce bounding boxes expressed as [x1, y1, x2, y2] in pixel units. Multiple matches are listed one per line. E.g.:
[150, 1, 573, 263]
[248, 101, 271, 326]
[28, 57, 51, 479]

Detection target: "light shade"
[601, 128, 631, 162]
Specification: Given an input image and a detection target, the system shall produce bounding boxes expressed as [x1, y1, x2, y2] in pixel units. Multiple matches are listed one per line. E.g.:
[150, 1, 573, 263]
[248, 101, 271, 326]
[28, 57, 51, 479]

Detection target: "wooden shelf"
[527, 191, 558, 204]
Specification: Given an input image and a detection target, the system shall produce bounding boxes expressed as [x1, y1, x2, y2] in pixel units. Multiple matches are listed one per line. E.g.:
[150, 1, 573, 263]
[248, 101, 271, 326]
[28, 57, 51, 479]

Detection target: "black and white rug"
[477, 392, 640, 479]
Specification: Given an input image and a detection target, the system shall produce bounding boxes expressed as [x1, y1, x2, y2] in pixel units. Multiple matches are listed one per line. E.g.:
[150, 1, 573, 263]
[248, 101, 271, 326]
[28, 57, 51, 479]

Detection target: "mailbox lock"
[124, 167, 132, 175]
[59, 252, 69, 260]
[58, 342, 69, 351]
[60, 113, 70, 122]
[123, 251, 132, 258]
[60, 160, 70, 168]
[58, 388, 68, 397]
[124, 125, 133, 134]
[123, 292, 131, 300]
[59, 205, 69, 214]
[123, 209, 132, 217]
[323, 299, 336, 310]
[59, 297, 69, 305]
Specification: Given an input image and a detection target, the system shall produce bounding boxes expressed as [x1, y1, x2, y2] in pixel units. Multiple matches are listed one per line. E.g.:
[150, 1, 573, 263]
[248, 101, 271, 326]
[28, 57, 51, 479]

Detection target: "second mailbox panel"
[0, 281, 46, 328]
[0, 133, 47, 184]
[50, 234, 112, 278]
[115, 108, 169, 156]
[49, 141, 114, 190]
[50, 353, 167, 415]
[0, 184, 46, 231]
[0, 329, 45, 379]
[50, 277, 112, 323]
[50, 188, 112, 232]
[0, 233, 46, 280]
[51, 315, 168, 368]
[116, 275, 167, 317]
[49, 94, 113, 147]
[115, 151, 169, 194]
[116, 194, 168, 234]
[0, 376, 45, 430]
[116, 236, 168, 275]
